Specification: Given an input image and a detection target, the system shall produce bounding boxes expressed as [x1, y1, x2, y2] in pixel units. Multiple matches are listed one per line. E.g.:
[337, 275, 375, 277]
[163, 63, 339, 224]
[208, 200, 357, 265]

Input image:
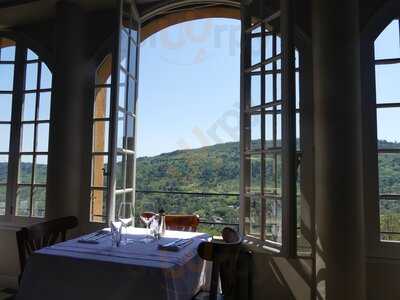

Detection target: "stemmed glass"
[140, 212, 155, 242]
[118, 202, 134, 245]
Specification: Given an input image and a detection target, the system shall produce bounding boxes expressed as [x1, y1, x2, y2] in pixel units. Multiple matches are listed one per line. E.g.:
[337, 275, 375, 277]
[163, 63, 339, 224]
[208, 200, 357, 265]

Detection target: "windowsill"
[0, 217, 45, 231]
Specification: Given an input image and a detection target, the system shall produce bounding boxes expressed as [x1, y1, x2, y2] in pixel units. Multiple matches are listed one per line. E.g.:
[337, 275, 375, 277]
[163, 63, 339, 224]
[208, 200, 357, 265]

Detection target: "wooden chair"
[165, 214, 200, 232]
[140, 211, 156, 219]
[195, 227, 243, 300]
[16, 216, 78, 281]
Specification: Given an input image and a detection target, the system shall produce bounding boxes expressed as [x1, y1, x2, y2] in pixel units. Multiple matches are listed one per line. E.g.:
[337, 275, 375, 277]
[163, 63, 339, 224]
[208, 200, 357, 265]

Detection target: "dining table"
[16, 227, 210, 300]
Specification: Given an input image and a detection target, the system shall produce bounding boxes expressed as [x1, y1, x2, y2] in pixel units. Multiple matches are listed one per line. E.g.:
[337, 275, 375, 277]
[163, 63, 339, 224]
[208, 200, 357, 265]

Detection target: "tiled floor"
[0, 288, 16, 300]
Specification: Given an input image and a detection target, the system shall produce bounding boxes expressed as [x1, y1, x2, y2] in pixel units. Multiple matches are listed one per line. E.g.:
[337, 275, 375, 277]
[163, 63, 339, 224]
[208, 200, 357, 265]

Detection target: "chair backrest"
[16, 216, 78, 275]
[197, 227, 243, 300]
[165, 214, 200, 232]
[140, 212, 156, 219]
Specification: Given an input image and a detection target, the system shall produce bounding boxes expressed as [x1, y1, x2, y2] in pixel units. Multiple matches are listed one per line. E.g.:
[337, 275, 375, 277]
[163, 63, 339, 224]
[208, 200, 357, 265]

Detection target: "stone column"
[46, 1, 87, 226]
[312, 0, 366, 298]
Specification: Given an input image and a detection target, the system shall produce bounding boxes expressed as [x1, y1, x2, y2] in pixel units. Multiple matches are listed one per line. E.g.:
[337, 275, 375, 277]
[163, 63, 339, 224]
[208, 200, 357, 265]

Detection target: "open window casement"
[239, 0, 297, 257]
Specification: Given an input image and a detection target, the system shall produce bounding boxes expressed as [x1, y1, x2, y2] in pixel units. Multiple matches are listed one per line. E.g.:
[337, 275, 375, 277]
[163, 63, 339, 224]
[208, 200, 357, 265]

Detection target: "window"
[0, 38, 52, 220]
[374, 19, 400, 241]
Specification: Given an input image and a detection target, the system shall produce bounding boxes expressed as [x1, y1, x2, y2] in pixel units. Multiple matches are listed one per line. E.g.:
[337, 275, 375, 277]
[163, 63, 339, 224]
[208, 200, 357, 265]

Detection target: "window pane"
[116, 154, 125, 190]
[16, 186, 31, 217]
[0, 39, 16, 61]
[0, 64, 14, 91]
[19, 155, 33, 184]
[251, 75, 260, 107]
[36, 123, 49, 152]
[265, 113, 273, 148]
[129, 43, 137, 78]
[127, 77, 136, 113]
[20, 124, 34, 152]
[126, 115, 135, 151]
[266, 197, 282, 243]
[296, 71, 300, 109]
[0, 155, 8, 184]
[117, 111, 125, 149]
[120, 30, 129, 70]
[25, 63, 38, 90]
[251, 36, 261, 66]
[276, 73, 282, 100]
[249, 155, 261, 194]
[265, 153, 282, 196]
[22, 93, 36, 121]
[266, 74, 273, 103]
[40, 63, 52, 89]
[0, 185, 6, 215]
[125, 154, 135, 189]
[27, 49, 38, 61]
[90, 189, 107, 222]
[374, 20, 400, 60]
[249, 195, 261, 238]
[0, 124, 10, 152]
[375, 64, 400, 103]
[276, 112, 282, 147]
[0, 94, 12, 121]
[94, 87, 110, 119]
[38, 92, 51, 120]
[377, 108, 400, 147]
[380, 198, 400, 241]
[32, 186, 46, 218]
[91, 155, 108, 188]
[378, 153, 400, 195]
[119, 72, 126, 109]
[92, 121, 109, 153]
[265, 35, 273, 59]
[251, 114, 261, 151]
[34, 155, 47, 184]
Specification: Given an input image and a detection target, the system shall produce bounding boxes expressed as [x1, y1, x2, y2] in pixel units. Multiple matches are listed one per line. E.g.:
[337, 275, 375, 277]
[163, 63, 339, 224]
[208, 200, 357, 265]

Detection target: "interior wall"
[0, 228, 19, 289]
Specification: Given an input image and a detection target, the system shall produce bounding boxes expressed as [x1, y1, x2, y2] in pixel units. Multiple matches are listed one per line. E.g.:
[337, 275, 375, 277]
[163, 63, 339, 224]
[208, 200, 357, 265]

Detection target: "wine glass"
[118, 202, 133, 245]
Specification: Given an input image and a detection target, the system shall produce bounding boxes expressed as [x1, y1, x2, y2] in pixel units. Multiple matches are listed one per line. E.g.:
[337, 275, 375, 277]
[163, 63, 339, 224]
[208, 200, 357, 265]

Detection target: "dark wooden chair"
[140, 211, 156, 219]
[165, 214, 200, 232]
[16, 216, 78, 281]
[195, 227, 243, 300]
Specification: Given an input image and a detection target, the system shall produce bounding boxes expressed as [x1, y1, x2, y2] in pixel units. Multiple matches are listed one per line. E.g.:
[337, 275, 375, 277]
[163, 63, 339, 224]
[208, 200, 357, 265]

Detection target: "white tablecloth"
[16, 228, 210, 300]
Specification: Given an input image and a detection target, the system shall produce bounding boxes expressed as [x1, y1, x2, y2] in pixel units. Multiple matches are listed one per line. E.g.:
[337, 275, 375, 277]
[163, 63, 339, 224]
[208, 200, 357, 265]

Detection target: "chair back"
[16, 216, 78, 276]
[140, 212, 156, 219]
[165, 214, 200, 232]
[197, 227, 243, 300]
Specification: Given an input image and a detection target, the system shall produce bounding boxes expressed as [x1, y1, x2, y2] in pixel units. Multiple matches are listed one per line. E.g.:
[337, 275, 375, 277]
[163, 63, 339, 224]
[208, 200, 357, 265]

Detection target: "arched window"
[374, 19, 400, 241]
[0, 37, 53, 220]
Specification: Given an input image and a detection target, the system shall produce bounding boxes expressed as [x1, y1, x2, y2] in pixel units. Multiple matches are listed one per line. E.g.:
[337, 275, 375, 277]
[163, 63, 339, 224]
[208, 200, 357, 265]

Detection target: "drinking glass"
[118, 202, 133, 245]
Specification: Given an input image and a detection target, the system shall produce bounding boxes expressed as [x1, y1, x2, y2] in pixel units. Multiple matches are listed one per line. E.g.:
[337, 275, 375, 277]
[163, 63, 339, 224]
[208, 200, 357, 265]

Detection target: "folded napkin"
[158, 239, 193, 252]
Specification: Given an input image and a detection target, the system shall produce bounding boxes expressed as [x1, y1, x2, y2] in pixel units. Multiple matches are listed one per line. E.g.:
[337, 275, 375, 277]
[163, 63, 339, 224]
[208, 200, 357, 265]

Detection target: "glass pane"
[91, 155, 108, 188]
[276, 112, 282, 147]
[19, 155, 33, 184]
[117, 111, 125, 149]
[94, 87, 111, 119]
[36, 123, 49, 152]
[16, 186, 31, 217]
[32, 186, 46, 218]
[380, 198, 400, 241]
[0, 124, 10, 152]
[40, 63, 52, 89]
[374, 20, 400, 60]
[295, 50, 300, 69]
[38, 92, 51, 120]
[296, 71, 300, 109]
[116, 154, 126, 190]
[249, 195, 261, 238]
[0, 155, 8, 184]
[378, 153, 400, 195]
[276, 73, 282, 100]
[119, 71, 127, 109]
[249, 155, 261, 194]
[126, 115, 135, 151]
[90, 189, 107, 222]
[251, 114, 261, 150]
[125, 154, 135, 189]
[266, 197, 282, 243]
[265, 153, 282, 196]
[0, 94, 12, 121]
[127, 77, 136, 113]
[92, 121, 109, 153]
[0, 38, 16, 61]
[296, 113, 301, 151]
[129, 43, 137, 78]
[22, 93, 36, 121]
[27, 49, 38, 61]
[266, 74, 273, 102]
[20, 124, 34, 152]
[120, 30, 129, 70]
[265, 35, 273, 59]
[0, 64, 14, 91]
[25, 63, 38, 90]
[251, 36, 261, 66]
[265, 113, 273, 148]
[377, 108, 400, 148]
[34, 155, 47, 184]
[0, 185, 6, 215]
[251, 75, 260, 107]
[375, 64, 400, 103]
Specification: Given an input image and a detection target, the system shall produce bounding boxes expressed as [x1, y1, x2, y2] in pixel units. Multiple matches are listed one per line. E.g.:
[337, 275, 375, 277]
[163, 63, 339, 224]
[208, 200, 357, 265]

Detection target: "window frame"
[361, 0, 400, 259]
[0, 33, 54, 225]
